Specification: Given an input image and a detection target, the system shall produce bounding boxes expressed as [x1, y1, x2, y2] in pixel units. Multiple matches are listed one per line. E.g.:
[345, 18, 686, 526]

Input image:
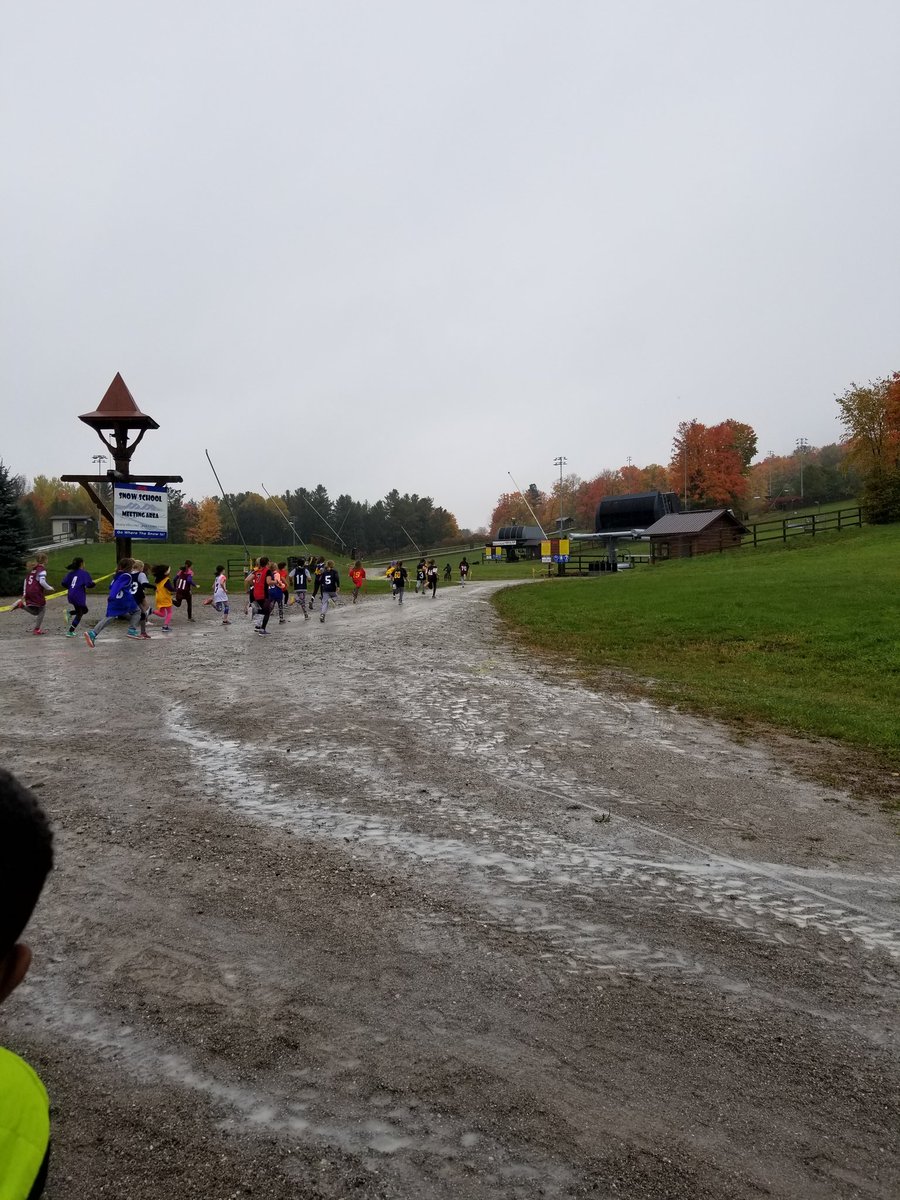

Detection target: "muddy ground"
[1, 582, 898, 1199]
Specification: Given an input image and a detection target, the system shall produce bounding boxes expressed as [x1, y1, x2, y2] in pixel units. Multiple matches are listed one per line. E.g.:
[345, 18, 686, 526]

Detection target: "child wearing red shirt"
[349, 561, 366, 604]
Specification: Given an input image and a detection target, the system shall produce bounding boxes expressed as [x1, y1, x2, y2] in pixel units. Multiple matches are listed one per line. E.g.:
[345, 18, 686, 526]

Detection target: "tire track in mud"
[21, 980, 578, 1197]
[402, 709, 900, 963]
[167, 700, 900, 1011]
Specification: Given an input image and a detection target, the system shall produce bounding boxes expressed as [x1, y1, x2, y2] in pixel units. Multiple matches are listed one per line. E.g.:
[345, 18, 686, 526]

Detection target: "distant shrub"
[861, 469, 900, 524]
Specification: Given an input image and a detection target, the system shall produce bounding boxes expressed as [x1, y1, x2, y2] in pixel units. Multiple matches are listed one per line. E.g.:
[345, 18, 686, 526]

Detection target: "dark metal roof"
[596, 491, 680, 533]
[496, 525, 544, 542]
[644, 509, 747, 536]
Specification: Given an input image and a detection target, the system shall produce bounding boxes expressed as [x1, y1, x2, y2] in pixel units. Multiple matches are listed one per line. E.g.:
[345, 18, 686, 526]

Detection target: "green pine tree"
[0, 461, 29, 593]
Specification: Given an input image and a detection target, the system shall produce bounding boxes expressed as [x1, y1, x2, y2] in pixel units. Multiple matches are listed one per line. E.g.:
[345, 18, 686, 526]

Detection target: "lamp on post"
[553, 455, 567, 534]
[91, 454, 107, 540]
[795, 437, 809, 500]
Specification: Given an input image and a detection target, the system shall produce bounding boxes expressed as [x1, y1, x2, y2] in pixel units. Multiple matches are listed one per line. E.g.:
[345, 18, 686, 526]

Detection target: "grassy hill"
[492, 524, 900, 774]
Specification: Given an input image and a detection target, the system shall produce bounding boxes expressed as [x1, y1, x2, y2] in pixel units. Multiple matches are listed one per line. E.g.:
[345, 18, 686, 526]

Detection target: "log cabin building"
[644, 509, 747, 559]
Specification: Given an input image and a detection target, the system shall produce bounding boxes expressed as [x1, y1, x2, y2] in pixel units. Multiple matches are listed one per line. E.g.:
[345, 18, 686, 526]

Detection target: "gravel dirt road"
[1, 582, 898, 1199]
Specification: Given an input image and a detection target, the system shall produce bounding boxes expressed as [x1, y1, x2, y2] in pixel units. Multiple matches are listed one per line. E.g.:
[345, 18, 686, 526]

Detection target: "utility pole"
[553, 455, 567, 534]
[795, 437, 809, 500]
[683, 445, 689, 511]
[767, 450, 774, 501]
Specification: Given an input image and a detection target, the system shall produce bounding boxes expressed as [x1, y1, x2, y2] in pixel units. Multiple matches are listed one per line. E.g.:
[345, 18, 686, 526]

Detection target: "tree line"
[2, 470, 466, 558]
[190, 486, 462, 554]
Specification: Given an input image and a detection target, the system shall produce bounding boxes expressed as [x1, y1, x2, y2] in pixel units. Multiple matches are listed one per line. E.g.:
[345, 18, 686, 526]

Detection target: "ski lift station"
[487, 491, 747, 568]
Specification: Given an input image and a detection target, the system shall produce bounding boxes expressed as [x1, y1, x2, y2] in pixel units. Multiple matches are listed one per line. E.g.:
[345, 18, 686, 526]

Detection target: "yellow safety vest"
[0, 1047, 50, 1200]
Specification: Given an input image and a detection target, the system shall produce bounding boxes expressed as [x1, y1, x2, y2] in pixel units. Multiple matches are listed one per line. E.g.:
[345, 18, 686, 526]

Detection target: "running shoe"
[257, 628, 269, 636]
[126, 628, 141, 638]
[65, 630, 76, 638]
[32, 628, 45, 635]
[140, 631, 152, 640]
[84, 630, 96, 648]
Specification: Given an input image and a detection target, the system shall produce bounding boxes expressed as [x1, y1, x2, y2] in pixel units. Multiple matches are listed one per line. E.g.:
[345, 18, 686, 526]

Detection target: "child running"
[84, 559, 143, 646]
[274, 562, 289, 623]
[290, 558, 311, 619]
[173, 562, 196, 621]
[13, 561, 53, 635]
[130, 559, 152, 639]
[250, 556, 276, 635]
[393, 560, 408, 605]
[319, 560, 340, 622]
[312, 557, 325, 602]
[60, 557, 95, 635]
[213, 565, 230, 625]
[426, 558, 438, 598]
[151, 563, 175, 633]
[349, 560, 366, 603]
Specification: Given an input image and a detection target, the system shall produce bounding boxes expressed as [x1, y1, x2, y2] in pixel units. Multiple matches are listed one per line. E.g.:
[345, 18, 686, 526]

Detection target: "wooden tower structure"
[62, 373, 182, 561]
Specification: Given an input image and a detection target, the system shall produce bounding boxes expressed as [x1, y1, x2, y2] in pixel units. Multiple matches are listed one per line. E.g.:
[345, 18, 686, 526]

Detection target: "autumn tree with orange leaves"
[669, 419, 757, 510]
[836, 372, 900, 522]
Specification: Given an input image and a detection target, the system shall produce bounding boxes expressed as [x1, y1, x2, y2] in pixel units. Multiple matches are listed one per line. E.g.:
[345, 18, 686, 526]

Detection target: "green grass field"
[492, 524, 900, 768]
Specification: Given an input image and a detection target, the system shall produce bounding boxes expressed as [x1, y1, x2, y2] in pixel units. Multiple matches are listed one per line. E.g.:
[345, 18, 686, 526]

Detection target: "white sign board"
[114, 484, 168, 540]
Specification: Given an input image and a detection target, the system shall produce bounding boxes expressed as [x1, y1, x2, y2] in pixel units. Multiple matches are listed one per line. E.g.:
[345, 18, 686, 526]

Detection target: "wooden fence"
[743, 506, 862, 547]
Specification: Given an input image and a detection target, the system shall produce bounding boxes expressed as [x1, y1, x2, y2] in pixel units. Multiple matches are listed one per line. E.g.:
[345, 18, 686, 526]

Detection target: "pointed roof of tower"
[79, 373, 159, 430]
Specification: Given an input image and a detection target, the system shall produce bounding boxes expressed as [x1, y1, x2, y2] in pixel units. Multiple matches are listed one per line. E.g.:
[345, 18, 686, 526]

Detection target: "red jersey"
[24, 568, 48, 607]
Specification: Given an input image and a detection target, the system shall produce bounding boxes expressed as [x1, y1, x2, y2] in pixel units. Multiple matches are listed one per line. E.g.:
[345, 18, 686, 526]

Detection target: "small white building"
[50, 515, 96, 543]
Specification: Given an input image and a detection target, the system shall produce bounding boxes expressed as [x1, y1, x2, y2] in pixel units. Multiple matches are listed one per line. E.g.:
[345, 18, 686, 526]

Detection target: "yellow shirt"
[155, 577, 173, 609]
[0, 1047, 50, 1200]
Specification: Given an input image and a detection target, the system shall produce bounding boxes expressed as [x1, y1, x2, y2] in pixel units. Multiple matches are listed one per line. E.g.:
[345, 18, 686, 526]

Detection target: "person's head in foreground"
[0, 769, 53, 1004]
[0, 767, 54, 1199]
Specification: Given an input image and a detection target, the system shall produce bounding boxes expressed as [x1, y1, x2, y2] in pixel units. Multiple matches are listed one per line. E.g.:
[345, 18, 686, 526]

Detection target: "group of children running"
[9, 556, 199, 646]
[9, 550, 472, 645]
[386, 555, 469, 601]
[242, 556, 370, 633]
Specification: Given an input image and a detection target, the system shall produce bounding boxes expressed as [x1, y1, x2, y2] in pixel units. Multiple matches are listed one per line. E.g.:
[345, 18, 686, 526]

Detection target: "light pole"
[683, 445, 689, 511]
[91, 454, 107, 541]
[795, 438, 809, 500]
[553, 455, 567, 534]
[767, 450, 774, 501]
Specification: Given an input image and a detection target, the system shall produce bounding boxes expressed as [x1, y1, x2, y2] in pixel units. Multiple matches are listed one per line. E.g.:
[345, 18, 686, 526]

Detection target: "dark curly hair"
[0, 769, 53, 957]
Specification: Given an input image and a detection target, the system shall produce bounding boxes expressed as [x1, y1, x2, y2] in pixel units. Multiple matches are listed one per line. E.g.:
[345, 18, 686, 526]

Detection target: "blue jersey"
[61, 568, 94, 608]
[106, 571, 138, 616]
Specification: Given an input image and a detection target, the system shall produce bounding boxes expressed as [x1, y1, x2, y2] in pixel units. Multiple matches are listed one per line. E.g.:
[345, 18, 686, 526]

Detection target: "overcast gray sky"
[2, 2, 897, 530]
